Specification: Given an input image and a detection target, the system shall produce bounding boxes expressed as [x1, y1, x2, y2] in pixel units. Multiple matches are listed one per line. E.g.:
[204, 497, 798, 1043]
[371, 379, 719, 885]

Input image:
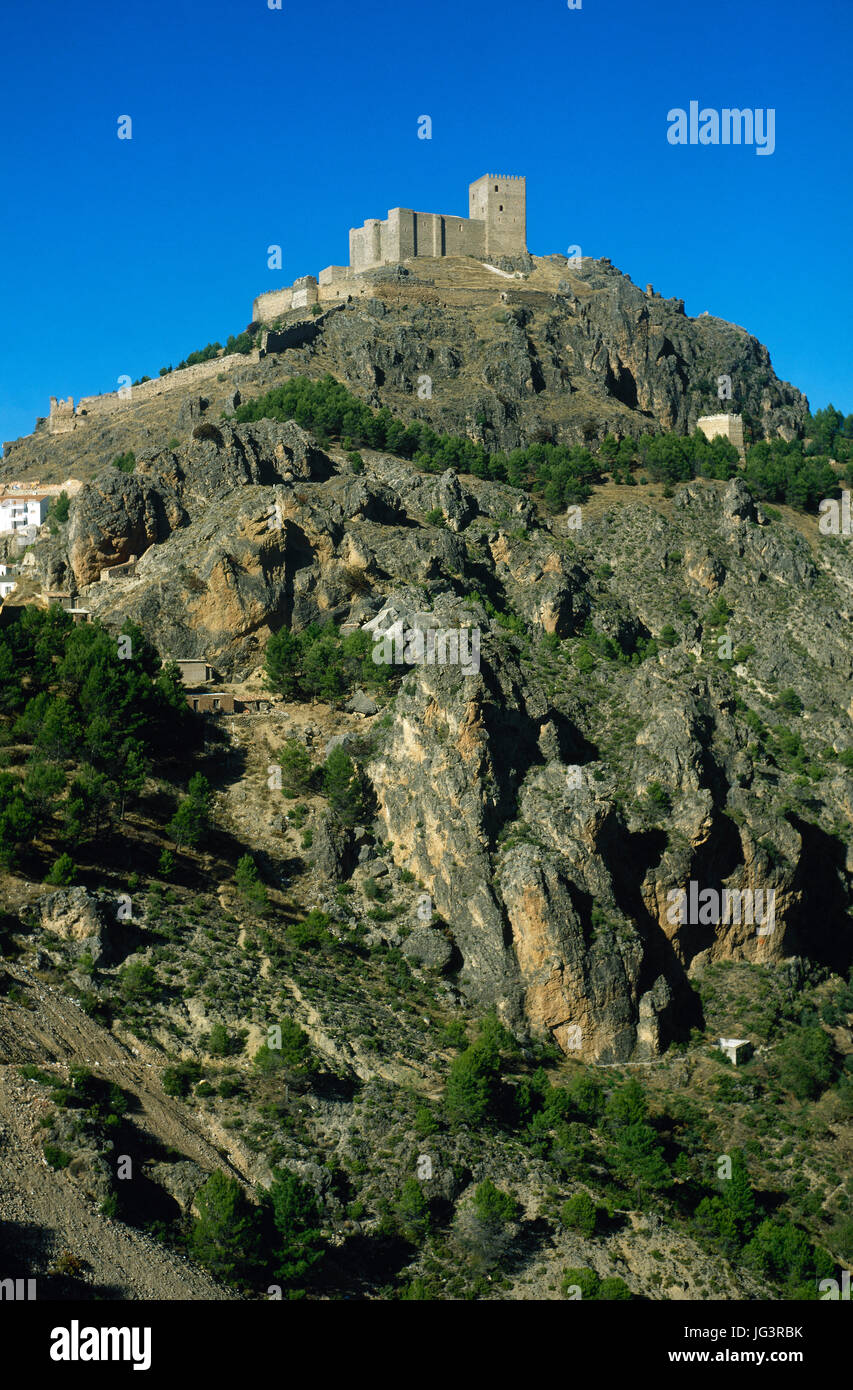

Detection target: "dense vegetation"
[0, 607, 189, 872]
[236, 374, 849, 514]
[236, 374, 604, 506]
[264, 622, 393, 703]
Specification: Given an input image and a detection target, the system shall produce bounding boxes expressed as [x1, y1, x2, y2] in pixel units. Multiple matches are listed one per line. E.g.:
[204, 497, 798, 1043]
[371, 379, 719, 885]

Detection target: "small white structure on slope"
[718, 1037, 753, 1065]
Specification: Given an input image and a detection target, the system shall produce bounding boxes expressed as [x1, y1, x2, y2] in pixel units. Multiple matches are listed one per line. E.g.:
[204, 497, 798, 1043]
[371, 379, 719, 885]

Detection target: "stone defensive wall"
[349, 208, 487, 273]
[697, 413, 746, 457]
[74, 348, 261, 417]
[10, 349, 263, 448]
[254, 271, 368, 324]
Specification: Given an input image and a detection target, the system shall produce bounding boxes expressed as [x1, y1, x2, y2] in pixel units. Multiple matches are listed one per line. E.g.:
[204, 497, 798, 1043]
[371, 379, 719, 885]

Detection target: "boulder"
[178, 395, 209, 430]
[436, 469, 476, 532]
[402, 926, 455, 973]
[311, 812, 355, 880]
[346, 689, 378, 715]
[146, 1160, 206, 1213]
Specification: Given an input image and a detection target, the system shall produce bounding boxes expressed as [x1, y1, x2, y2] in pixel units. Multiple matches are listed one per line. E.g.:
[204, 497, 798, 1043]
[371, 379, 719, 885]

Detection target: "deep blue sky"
[1, 0, 850, 450]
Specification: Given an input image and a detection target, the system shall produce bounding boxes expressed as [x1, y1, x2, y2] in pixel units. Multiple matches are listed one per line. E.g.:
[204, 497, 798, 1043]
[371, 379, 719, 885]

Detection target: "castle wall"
[350, 219, 383, 272]
[253, 287, 293, 322]
[48, 397, 76, 435]
[392, 209, 417, 261]
[318, 265, 352, 286]
[291, 274, 319, 311]
[43, 349, 262, 435]
[443, 215, 486, 258]
[350, 205, 490, 271]
[697, 413, 746, 458]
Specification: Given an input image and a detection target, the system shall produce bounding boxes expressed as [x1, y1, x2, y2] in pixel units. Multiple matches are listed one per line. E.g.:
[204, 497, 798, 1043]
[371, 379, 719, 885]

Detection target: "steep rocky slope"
[0, 258, 850, 1303]
[2, 253, 807, 485]
[22, 417, 853, 1065]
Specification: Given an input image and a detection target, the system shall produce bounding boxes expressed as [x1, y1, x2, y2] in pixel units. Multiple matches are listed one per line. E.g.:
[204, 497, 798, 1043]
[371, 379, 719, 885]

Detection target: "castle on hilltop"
[253, 173, 527, 324]
[349, 173, 527, 271]
[7, 174, 533, 449]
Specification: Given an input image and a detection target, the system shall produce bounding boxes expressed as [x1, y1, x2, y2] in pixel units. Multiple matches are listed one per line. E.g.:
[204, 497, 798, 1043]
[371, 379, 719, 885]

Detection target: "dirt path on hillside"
[0, 966, 245, 1300]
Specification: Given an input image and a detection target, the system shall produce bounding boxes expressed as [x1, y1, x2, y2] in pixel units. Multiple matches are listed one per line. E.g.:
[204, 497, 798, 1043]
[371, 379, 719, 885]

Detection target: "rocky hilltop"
[2, 253, 807, 483]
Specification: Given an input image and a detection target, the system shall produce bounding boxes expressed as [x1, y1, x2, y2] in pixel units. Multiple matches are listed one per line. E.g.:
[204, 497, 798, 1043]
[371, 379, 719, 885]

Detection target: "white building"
[0, 495, 49, 534]
[0, 579, 17, 599]
[719, 1037, 753, 1065]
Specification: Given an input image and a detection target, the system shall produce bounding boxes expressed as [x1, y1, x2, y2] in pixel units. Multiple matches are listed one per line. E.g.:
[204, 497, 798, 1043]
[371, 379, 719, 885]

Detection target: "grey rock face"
[311, 812, 355, 880]
[47, 398, 852, 1064]
[177, 395, 209, 430]
[436, 469, 476, 532]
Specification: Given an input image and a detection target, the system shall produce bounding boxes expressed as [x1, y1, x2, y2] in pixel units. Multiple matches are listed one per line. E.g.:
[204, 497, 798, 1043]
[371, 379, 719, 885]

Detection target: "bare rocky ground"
[0, 973, 235, 1300]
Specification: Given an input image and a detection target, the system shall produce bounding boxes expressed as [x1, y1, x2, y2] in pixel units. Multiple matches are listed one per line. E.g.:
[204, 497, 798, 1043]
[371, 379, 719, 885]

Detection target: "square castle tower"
[348, 174, 526, 273]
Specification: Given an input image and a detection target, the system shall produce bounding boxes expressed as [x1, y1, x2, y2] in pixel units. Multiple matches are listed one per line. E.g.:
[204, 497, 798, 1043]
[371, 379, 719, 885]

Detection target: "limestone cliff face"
[44, 422, 853, 1061]
[65, 420, 328, 589]
[305, 258, 808, 450]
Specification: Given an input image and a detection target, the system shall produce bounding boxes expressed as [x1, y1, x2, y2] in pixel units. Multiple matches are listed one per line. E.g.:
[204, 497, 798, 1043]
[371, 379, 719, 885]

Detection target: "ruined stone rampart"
[30, 350, 262, 441]
[697, 412, 746, 459]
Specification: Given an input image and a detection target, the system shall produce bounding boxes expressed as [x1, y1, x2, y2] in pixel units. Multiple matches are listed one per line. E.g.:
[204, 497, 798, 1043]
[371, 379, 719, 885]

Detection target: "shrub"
[775, 687, 804, 716]
[45, 853, 77, 886]
[43, 1143, 72, 1170]
[162, 1061, 202, 1097]
[598, 1276, 633, 1299]
[473, 1179, 519, 1226]
[285, 909, 330, 950]
[414, 1105, 439, 1138]
[206, 1023, 230, 1057]
[395, 1178, 431, 1243]
[742, 1217, 833, 1290]
[234, 854, 269, 911]
[322, 748, 365, 826]
[261, 1170, 325, 1290]
[560, 1191, 597, 1237]
[561, 1266, 600, 1299]
[117, 960, 158, 1003]
[444, 1043, 499, 1127]
[253, 1018, 312, 1078]
[278, 740, 313, 794]
[775, 1025, 834, 1099]
[190, 1171, 262, 1285]
[167, 775, 210, 848]
[50, 492, 70, 524]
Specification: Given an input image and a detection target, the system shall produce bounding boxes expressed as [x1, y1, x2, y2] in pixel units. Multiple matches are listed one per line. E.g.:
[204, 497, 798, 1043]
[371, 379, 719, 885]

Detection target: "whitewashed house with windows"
[0, 494, 49, 534]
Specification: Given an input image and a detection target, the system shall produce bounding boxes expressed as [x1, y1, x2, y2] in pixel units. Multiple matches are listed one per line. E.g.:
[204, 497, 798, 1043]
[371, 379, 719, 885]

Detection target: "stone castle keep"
[252, 174, 527, 324]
